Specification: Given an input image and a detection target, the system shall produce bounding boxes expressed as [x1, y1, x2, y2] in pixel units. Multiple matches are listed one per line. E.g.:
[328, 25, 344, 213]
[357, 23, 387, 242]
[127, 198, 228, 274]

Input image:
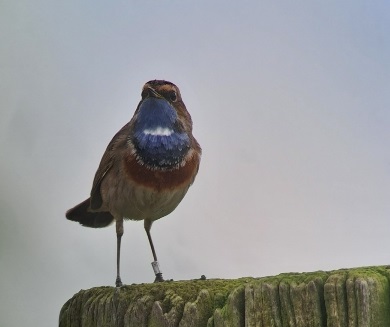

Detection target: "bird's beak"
[146, 86, 164, 99]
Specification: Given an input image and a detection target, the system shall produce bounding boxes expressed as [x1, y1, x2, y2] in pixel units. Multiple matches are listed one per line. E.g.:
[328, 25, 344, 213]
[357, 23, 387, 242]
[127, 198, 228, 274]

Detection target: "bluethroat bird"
[66, 80, 201, 287]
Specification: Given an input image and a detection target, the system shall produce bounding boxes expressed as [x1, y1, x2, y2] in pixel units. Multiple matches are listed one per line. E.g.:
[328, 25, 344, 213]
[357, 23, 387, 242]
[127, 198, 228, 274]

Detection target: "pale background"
[1, 1, 389, 326]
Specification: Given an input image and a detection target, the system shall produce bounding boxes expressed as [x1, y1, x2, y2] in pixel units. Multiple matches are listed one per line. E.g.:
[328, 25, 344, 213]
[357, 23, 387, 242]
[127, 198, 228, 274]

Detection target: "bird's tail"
[66, 198, 114, 228]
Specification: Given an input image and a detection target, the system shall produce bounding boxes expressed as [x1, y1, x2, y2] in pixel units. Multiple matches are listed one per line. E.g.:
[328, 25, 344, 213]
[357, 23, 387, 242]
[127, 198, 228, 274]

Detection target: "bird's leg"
[115, 218, 124, 287]
[144, 220, 164, 282]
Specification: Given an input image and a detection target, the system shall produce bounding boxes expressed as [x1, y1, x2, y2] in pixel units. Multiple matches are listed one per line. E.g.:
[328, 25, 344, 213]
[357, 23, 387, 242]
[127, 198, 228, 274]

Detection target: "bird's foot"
[151, 261, 164, 282]
[115, 277, 123, 287]
[154, 272, 164, 283]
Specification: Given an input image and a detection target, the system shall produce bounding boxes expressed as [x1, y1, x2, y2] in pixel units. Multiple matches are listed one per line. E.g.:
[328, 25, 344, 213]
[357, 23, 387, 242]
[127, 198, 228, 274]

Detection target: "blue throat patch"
[132, 97, 190, 168]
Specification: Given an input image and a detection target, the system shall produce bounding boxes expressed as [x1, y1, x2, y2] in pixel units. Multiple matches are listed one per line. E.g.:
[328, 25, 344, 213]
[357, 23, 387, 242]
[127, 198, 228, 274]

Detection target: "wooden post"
[59, 266, 390, 327]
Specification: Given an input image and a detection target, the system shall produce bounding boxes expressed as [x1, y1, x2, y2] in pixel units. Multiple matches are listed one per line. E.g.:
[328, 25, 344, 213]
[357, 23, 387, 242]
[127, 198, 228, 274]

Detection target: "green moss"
[212, 286, 245, 326]
[60, 266, 390, 327]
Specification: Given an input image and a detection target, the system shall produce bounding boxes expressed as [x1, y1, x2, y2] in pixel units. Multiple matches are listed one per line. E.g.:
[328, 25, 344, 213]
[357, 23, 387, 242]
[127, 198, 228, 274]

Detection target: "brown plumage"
[66, 80, 201, 286]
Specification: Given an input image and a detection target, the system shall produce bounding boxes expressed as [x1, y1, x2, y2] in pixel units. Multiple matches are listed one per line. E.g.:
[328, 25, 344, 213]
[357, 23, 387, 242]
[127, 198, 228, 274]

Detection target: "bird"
[66, 80, 201, 287]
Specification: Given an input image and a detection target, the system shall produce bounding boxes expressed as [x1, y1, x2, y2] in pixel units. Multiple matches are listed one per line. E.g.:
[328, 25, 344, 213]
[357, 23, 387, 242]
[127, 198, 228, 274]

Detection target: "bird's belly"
[119, 183, 189, 221]
[100, 167, 190, 221]
[99, 148, 199, 220]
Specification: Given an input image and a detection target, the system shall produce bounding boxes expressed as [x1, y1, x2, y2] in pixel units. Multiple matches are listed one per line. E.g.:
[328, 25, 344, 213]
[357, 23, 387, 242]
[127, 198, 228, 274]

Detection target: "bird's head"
[130, 80, 194, 168]
[136, 80, 193, 133]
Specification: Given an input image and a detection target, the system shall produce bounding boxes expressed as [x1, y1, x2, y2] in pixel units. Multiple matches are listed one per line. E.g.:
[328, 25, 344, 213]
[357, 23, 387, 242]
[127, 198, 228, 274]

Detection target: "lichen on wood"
[59, 266, 390, 327]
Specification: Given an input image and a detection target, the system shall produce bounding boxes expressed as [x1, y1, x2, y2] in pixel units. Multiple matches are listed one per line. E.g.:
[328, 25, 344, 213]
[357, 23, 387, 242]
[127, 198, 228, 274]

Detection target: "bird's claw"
[115, 277, 123, 287]
[154, 272, 164, 282]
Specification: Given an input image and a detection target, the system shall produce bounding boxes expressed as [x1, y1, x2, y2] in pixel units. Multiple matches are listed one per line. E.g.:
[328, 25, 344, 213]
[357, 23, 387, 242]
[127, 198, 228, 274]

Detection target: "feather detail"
[66, 198, 114, 228]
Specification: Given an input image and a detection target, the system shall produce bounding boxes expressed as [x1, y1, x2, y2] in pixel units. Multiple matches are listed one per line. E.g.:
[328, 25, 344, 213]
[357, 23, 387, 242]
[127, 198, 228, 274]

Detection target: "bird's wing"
[90, 122, 131, 210]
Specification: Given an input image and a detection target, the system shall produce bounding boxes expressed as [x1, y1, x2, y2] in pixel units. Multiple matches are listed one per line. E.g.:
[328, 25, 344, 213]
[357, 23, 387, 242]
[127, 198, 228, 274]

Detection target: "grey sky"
[1, 1, 390, 326]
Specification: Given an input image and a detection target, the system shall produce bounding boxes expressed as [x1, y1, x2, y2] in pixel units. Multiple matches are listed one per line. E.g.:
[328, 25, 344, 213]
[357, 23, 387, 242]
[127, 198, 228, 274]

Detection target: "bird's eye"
[169, 91, 177, 102]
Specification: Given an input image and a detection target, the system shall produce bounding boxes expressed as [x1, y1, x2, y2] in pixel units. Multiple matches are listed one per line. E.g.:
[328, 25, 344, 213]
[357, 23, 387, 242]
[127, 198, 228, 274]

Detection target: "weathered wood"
[59, 266, 390, 327]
